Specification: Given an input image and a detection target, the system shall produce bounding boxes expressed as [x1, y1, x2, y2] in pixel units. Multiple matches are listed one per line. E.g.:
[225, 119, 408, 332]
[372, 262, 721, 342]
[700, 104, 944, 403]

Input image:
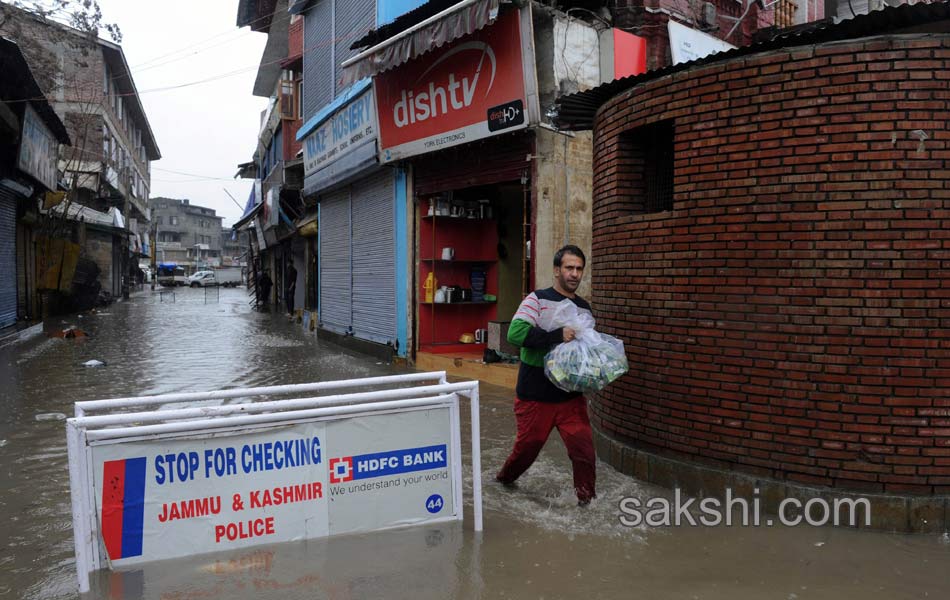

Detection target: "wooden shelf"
[421, 215, 492, 221]
[420, 259, 496, 263]
[419, 202, 498, 352]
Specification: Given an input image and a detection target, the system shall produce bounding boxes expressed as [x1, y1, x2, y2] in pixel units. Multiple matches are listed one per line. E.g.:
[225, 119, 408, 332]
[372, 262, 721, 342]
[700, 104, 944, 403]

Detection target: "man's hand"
[562, 327, 576, 342]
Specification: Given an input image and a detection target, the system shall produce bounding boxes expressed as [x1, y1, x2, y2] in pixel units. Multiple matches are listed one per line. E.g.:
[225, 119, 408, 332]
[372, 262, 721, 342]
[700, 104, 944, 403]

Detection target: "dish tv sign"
[375, 10, 528, 162]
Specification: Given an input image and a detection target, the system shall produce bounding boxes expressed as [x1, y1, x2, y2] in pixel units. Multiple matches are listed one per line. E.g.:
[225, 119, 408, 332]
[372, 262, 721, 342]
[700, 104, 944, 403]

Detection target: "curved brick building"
[557, 4, 950, 531]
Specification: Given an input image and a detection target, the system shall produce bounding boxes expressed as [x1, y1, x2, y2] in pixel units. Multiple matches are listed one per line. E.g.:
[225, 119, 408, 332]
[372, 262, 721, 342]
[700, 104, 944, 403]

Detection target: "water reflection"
[94, 523, 466, 600]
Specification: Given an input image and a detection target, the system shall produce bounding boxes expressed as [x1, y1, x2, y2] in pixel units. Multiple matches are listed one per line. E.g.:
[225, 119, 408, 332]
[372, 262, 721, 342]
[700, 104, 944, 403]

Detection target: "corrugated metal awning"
[554, 1, 950, 131]
[339, 0, 499, 86]
[233, 201, 264, 230]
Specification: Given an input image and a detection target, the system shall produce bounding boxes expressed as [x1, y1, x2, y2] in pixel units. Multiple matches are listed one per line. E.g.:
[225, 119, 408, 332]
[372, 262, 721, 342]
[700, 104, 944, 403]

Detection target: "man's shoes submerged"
[577, 493, 596, 507]
[495, 474, 517, 489]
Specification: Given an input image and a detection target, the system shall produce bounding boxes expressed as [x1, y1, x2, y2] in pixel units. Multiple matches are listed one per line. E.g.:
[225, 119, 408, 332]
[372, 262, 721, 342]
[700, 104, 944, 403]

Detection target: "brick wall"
[590, 35, 950, 495]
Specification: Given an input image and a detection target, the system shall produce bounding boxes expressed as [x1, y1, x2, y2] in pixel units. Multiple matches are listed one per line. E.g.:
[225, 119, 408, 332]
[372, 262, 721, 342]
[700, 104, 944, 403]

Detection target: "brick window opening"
[618, 120, 674, 214]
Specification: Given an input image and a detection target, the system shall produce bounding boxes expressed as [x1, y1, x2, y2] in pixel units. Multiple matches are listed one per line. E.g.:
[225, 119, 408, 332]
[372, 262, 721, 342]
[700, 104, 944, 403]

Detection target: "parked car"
[187, 268, 243, 288]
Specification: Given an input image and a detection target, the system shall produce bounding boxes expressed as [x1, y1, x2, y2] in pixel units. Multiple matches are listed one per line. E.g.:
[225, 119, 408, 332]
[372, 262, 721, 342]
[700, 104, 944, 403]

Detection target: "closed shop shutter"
[319, 189, 352, 334]
[351, 170, 395, 345]
[0, 188, 18, 328]
[413, 132, 534, 196]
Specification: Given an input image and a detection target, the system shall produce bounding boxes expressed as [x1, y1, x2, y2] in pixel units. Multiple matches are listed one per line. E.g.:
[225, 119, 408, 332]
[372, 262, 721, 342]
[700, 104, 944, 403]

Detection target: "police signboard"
[67, 374, 482, 593]
[374, 10, 529, 162]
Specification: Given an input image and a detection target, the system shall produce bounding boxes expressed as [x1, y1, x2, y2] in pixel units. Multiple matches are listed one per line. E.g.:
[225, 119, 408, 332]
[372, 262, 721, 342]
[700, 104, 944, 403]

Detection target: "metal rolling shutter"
[351, 170, 395, 345]
[319, 189, 352, 334]
[413, 132, 533, 195]
[303, 0, 332, 119]
[334, 0, 374, 92]
[0, 189, 18, 328]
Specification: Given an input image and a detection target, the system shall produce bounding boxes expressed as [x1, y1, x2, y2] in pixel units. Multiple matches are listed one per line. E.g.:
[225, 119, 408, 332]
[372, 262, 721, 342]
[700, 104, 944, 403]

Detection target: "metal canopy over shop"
[339, 0, 500, 85]
[232, 201, 264, 230]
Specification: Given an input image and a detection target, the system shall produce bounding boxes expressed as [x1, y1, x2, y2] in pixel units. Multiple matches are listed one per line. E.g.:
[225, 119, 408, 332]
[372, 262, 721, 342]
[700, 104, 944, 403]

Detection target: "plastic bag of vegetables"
[543, 301, 628, 393]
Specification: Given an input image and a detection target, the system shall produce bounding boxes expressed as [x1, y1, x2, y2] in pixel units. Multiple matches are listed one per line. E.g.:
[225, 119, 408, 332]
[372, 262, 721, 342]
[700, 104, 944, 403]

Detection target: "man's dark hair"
[553, 245, 586, 268]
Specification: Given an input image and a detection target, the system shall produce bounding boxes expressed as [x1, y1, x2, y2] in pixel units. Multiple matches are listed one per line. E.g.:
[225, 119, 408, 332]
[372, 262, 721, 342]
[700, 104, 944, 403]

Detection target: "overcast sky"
[97, 0, 269, 227]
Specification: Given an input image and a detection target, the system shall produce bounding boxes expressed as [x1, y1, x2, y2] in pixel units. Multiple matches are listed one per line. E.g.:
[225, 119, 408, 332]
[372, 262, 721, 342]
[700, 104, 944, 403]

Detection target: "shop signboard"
[17, 104, 59, 191]
[263, 187, 279, 230]
[302, 88, 377, 178]
[668, 20, 735, 65]
[375, 10, 528, 162]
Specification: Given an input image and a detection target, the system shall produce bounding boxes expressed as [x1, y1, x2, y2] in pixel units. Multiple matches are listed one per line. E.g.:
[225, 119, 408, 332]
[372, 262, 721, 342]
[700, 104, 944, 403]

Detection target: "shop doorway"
[416, 179, 529, 354]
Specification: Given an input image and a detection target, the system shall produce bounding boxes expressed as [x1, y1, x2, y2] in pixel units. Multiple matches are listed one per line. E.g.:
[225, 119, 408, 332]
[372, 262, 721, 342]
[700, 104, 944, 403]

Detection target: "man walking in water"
[495, 245, 597, 505]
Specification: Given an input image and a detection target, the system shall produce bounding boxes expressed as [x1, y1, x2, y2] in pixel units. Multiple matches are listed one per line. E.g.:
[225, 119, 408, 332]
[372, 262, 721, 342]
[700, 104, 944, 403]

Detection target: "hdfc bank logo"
[392, 42, 497, 128]
[329, 457, 353, 483]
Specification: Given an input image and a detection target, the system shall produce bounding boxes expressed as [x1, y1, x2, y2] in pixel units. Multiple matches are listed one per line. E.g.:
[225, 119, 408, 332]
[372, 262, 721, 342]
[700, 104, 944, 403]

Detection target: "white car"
[187, 271, 217, 287]
[187, 269, 243, 288]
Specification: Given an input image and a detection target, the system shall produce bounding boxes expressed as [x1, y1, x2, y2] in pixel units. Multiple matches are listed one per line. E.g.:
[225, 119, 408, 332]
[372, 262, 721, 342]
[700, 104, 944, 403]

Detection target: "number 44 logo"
[425, 494, 444, 514]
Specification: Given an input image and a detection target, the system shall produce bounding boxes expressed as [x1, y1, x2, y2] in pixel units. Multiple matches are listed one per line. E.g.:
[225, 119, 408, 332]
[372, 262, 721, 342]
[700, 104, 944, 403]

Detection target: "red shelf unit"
[418, 212, 498, 353]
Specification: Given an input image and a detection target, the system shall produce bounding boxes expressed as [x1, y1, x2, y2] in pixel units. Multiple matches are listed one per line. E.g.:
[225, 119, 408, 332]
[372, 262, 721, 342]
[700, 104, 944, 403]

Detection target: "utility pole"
[150, 226, 157, 290]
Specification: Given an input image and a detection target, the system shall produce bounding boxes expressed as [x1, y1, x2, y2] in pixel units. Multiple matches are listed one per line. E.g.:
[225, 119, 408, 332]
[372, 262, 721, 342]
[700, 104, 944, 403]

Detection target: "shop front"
[373, 8, 536, 366]
[300, 83, 409, 357]
[0, 181, 20, 328]
[1, 85, 68, 327]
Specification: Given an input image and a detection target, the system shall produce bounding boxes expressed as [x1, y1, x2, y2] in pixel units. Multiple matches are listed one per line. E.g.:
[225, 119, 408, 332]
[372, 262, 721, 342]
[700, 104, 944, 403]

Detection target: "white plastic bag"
[543, 302, 628, 393]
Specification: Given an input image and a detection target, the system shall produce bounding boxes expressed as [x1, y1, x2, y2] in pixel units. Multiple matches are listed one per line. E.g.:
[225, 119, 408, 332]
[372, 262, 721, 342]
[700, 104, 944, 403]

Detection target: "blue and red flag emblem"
[101, 457, 147, 560]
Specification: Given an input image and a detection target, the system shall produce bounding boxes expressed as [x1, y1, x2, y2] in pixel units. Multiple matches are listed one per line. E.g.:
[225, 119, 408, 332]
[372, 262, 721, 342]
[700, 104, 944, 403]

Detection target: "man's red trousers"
[496, 396, 596, 503]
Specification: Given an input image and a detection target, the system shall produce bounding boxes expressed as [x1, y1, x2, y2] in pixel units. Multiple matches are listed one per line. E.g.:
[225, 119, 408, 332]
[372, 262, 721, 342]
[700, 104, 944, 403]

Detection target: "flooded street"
[1, 287, 948, 600]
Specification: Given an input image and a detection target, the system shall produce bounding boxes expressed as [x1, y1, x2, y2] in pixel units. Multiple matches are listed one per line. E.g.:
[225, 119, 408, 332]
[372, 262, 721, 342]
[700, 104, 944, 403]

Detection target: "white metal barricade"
[66, 371, 482, 593]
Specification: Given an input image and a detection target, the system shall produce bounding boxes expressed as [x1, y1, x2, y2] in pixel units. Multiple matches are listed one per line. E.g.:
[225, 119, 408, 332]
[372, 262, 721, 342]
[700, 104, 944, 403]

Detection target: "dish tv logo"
[328, 444, 448, 484]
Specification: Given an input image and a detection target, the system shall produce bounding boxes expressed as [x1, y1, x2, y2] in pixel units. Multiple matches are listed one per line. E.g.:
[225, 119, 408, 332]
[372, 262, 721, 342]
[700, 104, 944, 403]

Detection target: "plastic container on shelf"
[423, 272, 437, 303]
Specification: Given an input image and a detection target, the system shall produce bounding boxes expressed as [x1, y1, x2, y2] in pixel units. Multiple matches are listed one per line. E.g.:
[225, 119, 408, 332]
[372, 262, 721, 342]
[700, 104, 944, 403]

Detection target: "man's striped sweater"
[507, 287, 593, 403]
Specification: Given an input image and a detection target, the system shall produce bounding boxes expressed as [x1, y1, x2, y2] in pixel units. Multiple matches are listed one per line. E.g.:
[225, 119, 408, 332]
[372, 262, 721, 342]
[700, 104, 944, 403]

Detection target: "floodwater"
[0, 286, 947, 600]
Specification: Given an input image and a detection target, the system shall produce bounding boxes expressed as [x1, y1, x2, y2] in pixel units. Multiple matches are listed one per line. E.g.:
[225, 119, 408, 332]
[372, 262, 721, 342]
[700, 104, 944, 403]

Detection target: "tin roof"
[554, 1, 950, 131]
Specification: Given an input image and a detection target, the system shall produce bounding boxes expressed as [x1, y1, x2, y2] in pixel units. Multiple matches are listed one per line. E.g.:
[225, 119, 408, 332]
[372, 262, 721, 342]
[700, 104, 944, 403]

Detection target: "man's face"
[554, 254, 584, 294]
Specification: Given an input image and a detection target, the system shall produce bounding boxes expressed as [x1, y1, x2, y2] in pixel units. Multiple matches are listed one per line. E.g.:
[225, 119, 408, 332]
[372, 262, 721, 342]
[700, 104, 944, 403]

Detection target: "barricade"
[66, 371, 482, 592]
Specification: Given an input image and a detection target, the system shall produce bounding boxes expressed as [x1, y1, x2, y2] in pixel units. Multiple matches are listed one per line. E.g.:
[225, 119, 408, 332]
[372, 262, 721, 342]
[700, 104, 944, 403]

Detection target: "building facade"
[0, 3, 160, 305]
[234, 0, 306, 312]
[232, 0, 849, 366]
[149, 197, 224, 272]
[220, 226, 246, 267]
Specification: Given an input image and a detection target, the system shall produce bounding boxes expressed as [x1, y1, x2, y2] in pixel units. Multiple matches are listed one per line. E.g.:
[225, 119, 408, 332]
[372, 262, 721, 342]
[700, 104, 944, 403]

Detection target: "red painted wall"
[590, 35, 950, 495]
